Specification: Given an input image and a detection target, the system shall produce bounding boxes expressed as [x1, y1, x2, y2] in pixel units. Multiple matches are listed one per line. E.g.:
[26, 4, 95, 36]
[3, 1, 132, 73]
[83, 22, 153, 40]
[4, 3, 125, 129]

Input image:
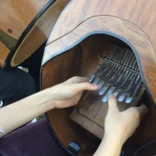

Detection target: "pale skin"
[0, 76, 148, 156]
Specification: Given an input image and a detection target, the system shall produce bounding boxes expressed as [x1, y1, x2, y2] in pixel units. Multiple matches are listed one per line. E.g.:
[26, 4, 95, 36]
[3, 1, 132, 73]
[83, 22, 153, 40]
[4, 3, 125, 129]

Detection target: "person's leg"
[0, 68, 36, 107]
[0, 68, 69, 156]
[0, 119, 68, 156]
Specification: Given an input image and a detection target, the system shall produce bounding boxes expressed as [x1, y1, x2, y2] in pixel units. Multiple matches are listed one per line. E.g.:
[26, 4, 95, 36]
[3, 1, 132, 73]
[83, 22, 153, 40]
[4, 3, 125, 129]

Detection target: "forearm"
[94, 134, 123, 156]
[0, 88, 54, 136]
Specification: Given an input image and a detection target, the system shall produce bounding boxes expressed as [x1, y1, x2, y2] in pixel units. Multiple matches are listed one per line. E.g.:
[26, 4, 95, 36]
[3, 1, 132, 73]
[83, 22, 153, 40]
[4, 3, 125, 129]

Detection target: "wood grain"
[43, 16, 156, 104]
[0, 42, 9, 67]
[47, 0, 156, 52]
[0, 0, 48, 39]
[42, 34, 156, 155]
[0, 0, 48, 67]
[42, 35, 140, 154]
[42, 0, 156, 155]
[0, 0, 70, 68]
[42, 46, 100, 155]
[9, 0, 69, 67]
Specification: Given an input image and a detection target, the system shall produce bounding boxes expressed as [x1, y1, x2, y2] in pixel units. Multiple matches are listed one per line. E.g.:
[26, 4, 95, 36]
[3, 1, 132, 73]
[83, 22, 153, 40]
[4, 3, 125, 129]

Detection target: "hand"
[50, 76, 98, 109]
[104, 94, 148, 144]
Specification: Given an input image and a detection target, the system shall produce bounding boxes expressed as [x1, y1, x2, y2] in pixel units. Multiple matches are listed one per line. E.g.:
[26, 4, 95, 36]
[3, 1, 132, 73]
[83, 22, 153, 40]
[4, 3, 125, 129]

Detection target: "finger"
[64, 76, 88, 84]
[72, 82, 98, 92]
[108, 94, 119, 114]
[136, 104, 148, 118]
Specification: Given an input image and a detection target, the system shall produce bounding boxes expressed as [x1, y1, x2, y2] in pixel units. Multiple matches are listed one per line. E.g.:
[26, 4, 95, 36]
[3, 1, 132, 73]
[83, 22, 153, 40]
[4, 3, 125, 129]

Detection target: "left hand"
[50, 76, 98, 108]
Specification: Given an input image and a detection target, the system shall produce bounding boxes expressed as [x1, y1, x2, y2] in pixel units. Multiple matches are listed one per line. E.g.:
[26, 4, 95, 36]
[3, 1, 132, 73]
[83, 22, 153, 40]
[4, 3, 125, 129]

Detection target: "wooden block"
[70, 86, 145, 139]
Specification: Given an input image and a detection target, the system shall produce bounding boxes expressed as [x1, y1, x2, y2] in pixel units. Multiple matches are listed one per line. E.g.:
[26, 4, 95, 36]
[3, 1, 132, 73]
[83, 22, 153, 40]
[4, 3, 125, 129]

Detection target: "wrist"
[94, 133, 123, 156]
[40, 88, 56, 110]
[102, 132, 125, 148]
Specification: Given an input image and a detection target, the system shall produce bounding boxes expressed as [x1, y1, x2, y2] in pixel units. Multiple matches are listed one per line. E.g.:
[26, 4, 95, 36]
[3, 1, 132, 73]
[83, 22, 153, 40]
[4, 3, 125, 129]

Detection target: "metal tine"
[117, 48, 125, 64]
[117, 70, 131, 90]
[113, 47, 122, 63]
[131, 53, 139, 72]
[99, 83, 110, 95]
[132, 57, 137, 70]
[102, 86, 116, 102]
[92, 77, 100, 85]
[120, 48, 129, 65]
[115, 51, 136, 88]
[123, 49, 131, 67]
[113, 87, 123, 97]
[129, 54, 136, 69]
[113, 90, 119, 97]
[118, 72, 136, 102]
[99, 46, 125, 85]
[97, 63, 116, 82]
[92, 61, 115, 85]
[111, 50, 134, 85]
[89, 61, 110, 83]
[97, 65, 120, 90]
[136, 65, 139, 72]
[118, 92, 127, 102]
[118, 49, 126, 64]
[114, 47, 122, 63]
[100, 83, 111, 96]
[97, 63, 119, 91]
[107, 45, 116, 60]
[108, 66, 123, 84]
[119, 73, 138, 102]
[124, 73, 138, 96]
[134, 61, 139, 71]
[126, 74, 140, 94]
[132, 59, 137, 70]
[98, 81, 105, 89]
[125, 78, 142, 103]
[112, 69, 132, 97]
[109, 46, 118, 61]
[125, 51, 134, 67]
[112, 69, 128, 88]
[113, 52, 136, 89]
[109, 68, 126, 86]
[88, 75, 96, 83]
[103, 68, 125, 97]
[98, 66, 121, 95]
[112, 70, 128, 96]
[101, 64, 119, 82]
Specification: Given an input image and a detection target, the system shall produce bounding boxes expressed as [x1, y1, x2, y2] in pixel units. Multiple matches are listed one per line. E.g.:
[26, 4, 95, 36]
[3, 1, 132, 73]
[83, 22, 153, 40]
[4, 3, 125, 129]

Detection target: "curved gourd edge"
[4, 0, 56, 68]
[39, 68, 75, 155]
[41, 31, 156, 106]
[46, 0, 73, 45]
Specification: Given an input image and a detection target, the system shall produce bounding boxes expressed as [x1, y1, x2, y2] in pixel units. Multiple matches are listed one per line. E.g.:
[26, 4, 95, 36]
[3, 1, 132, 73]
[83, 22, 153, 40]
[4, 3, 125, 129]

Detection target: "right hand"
[104, 95, 148, 144]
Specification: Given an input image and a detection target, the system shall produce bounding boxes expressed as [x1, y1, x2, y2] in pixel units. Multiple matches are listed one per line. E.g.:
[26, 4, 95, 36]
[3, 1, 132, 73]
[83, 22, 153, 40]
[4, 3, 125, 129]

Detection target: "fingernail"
[109, 94, 115, 98]
[94, 85, 98, 89]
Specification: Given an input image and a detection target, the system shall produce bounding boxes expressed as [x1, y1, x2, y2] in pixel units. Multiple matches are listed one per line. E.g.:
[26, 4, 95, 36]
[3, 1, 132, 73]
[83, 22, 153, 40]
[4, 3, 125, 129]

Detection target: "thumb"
[72, 82, 98, 93]
[108, 94, 119, 114]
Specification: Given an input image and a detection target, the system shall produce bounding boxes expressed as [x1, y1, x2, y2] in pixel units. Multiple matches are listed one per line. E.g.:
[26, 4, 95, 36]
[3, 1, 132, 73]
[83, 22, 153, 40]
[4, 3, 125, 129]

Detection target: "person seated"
[0, 68, 148, 156]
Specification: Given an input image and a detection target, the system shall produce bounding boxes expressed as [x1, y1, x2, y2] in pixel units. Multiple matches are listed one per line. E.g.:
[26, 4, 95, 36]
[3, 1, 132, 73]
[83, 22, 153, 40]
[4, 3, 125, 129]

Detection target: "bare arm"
[0, 88, 55, 136]
[0, 76, 98, 137]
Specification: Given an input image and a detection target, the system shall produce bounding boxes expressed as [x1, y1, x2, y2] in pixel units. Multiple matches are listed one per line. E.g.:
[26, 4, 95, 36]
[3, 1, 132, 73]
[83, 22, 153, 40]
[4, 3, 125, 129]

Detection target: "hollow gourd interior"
[42, 34, 149, 155]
